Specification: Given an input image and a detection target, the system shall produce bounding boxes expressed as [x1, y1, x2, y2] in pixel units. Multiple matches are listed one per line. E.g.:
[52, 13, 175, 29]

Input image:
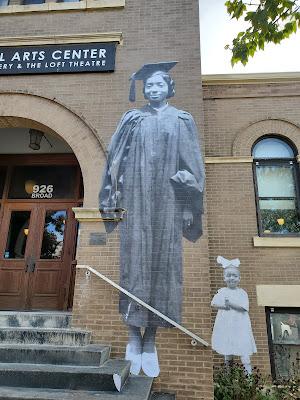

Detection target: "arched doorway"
[0, 128, 82, 310]
[0, 93, 106, 311]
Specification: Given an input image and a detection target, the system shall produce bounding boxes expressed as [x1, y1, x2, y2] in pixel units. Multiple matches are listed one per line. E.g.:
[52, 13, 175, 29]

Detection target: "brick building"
[0, 0, 298, 397]
[0, 1, 213, 399]
[203, 72, 300, 380]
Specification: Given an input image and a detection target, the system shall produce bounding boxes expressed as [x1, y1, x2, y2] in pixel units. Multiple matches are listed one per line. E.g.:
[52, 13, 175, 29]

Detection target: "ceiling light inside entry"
[29, 129, 53, 151]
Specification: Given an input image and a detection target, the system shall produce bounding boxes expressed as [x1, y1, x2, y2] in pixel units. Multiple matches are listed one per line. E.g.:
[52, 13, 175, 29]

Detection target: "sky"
[199, 0, 300, 74]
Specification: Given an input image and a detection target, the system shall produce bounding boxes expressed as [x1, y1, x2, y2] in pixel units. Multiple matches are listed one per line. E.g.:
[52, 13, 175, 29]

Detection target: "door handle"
[26, 257, 36, 273]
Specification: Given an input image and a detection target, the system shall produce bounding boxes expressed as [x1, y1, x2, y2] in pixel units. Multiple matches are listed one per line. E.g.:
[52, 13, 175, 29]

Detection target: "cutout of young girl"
[99, 62, 205, 378]
[211, 256, 257, 374]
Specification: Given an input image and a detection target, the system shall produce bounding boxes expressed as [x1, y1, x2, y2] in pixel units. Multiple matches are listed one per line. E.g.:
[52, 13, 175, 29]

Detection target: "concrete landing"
[0, 312, 72, 329]
[150, 393, 175, 400]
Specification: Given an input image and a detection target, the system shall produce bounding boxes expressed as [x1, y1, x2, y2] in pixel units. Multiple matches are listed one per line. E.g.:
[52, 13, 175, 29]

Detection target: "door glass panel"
[5, 211, 31, 259]
[0, 167, 7, 198]
[40, 210, 67, 259]
[8, 166, 77, 199]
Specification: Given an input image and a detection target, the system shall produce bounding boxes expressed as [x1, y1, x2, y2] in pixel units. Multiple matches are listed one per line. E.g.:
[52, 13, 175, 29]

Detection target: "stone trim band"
[0, 0, 125, 15]
[205, 156, 253, 164]
[207, 156, 300, 164]
[0, 32, 123, 46]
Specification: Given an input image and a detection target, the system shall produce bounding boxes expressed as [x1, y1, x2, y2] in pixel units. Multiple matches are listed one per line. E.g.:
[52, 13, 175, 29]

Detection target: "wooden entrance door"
[0, 202, 78, 310]
[0, 154, 82, 310]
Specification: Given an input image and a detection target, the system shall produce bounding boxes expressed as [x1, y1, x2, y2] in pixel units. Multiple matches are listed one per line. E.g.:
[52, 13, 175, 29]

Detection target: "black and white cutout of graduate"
[99, 62, 205, 378]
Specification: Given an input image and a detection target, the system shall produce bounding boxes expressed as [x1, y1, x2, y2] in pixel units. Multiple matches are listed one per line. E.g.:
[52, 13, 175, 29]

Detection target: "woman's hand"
[183, 208, 193, 230]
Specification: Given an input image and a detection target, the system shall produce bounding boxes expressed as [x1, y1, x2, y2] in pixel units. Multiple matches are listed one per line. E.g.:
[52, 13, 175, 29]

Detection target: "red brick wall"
[0, 2, 214, 398]
[203, 80, 300, 375]
[73, 220, 213, 399]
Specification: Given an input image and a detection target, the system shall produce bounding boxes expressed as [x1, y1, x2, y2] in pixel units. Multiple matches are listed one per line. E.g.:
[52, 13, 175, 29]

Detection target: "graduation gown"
[99, 104, 205, 327]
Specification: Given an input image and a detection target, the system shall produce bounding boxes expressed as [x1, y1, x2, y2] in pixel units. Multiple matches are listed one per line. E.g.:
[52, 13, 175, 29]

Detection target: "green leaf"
[258, 37, 265, 50]
[225, 0, 300, 65]
[226, 0, 247, 19]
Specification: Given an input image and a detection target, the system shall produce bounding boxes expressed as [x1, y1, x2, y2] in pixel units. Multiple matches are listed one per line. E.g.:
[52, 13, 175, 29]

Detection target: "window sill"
[253, 236, 300, 247]
[257, 285, 300, 307]
[73, 207, 103, 222]
[0, 0, 125, 15]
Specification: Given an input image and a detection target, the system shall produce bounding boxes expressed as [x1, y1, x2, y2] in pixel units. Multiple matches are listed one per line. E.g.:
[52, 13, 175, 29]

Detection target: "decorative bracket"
[72, 207, 126, 222]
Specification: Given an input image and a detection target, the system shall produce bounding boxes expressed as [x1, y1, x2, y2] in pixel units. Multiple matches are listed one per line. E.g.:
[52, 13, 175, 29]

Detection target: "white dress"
[211, 287, 257, 356]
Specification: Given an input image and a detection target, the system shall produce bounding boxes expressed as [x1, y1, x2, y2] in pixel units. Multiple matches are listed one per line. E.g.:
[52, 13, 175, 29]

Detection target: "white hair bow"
[217, 256, 240, 269]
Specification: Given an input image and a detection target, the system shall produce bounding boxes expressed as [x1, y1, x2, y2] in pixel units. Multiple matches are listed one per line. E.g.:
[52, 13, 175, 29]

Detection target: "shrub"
[272, 376, 300, 400]
[214, 365, 267, 400]
[214, 364, 300, 400]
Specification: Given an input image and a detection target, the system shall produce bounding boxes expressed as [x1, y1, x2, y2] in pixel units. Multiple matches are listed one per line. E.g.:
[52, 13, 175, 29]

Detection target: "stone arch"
[232, 119, 300, 157]
[0, 92, 106, 207]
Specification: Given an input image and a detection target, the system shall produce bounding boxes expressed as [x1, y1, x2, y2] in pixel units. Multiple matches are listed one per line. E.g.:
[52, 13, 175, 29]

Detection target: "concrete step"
[0, 344, 110, 366]
[0, 312, 72, 329]
[0, 359, 130, 392]
[0, 327, 91, 346]
[0, 377, 153, 399]
[150, 394, 175, 400]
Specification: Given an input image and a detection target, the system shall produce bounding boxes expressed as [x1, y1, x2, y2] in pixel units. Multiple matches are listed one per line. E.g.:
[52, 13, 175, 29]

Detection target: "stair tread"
[0, 377, 153, 399]
[0, 312, 72, 316]
[0, 327, 91, 345]
[0, 327, 90, 332]
[0, 359, 129, 374]
[0, 343, 111, 366]
[0, 343, 108, 351]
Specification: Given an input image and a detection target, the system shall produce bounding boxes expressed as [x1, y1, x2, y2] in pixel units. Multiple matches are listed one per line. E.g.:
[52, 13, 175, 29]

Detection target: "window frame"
[266, 307, 300, 380]
[252, 136, 300, 237]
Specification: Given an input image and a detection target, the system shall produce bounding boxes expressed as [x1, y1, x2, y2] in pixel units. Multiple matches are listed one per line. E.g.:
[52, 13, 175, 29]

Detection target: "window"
[5, 211, 31, 259]
[40, 210, 67, 259]
[22, 0, 80, 3]
[253, 137, 300, 235]
[22, 0, 44, 4]
[266, 308, 300, 379]
[0, 0, 9, 5]
[8, 165, 77, 200]
[0, 167, 7, 198]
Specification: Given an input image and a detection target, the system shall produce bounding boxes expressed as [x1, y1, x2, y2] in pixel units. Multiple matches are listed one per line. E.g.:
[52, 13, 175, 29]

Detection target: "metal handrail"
[76, 264, 210, 347]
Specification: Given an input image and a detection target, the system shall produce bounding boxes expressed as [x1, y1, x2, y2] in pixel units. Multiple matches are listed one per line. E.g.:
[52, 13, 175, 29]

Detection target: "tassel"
[129, 75, 136, 102]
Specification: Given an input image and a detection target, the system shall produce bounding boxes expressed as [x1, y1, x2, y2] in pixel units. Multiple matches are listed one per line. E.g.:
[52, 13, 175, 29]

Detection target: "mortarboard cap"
[129, 61, 177, 102]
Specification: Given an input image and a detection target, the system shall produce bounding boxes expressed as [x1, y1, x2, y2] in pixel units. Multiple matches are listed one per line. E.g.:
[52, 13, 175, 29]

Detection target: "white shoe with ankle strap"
[125, 344, 142, 375]
[141, 347, 160, 377]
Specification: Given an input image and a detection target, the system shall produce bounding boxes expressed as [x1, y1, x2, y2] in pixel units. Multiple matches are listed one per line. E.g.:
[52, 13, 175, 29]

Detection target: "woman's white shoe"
[125, 344, 142, 375]
[141, 347, 160, 378]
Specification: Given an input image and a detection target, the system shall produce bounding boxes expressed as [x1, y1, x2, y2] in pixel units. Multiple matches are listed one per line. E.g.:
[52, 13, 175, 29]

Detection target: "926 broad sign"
[0, 42, 116, 75]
